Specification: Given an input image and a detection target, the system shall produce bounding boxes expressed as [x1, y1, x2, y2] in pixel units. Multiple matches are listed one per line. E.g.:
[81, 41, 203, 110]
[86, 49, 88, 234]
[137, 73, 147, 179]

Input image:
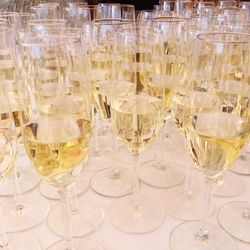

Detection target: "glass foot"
[218, 201, 250, 243]
[47, 238, 103, 250]
[170, 221, 237, 250]
[161, 184, 215, 221]
[40, 175, 89, 200]
[213, 173, 245, 197]
[230, 156, 250, 175]
[0, 167, 40, 196]
[48, 196, 104, 237]
[139, 160, 185, 188]
[7, 234, 40, 250]
[90, 167, 133, 197]
[109, 195, 165, 234]
[0, 193, 49, 232]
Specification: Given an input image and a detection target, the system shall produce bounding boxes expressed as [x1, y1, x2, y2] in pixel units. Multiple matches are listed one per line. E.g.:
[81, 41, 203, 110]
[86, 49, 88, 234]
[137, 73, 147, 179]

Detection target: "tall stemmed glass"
[108, 27, 165, 233]
[139, 17, 187, 188]
[17, 34, 102, 250]
[0, 26, 49, 233]
[89, 19, 135, 197]
[0, 76, 41, 250]
[170, 32, 250, 250]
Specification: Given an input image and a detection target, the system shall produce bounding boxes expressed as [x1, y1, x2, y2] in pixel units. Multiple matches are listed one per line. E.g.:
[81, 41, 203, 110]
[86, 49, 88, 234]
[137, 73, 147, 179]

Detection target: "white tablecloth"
[7, 127, 250, 250]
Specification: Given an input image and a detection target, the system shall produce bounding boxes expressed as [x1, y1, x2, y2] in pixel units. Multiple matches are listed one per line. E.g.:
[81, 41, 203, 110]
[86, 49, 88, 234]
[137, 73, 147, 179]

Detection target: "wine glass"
[17, 34, 103, 250]
[170, 32, 250, 250]
[139, 17, 187, 189]
[30, 4, 61, 19]
[0, 70, 41, 250]
[108, 27, 165, 233]
[89, 19, 135, 197]
[0, 26, 49, 232]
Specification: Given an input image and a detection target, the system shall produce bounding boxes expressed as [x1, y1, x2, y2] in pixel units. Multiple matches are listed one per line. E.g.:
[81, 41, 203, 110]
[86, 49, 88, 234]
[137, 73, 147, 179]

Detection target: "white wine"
[23, 115, 92, 187]
[111, 95, 163, 151]
[145, 75, 182, 113]
[93, 80, 135, 120]
[121, 62, 152, 92]
[93, 80, 111, 120]
[184, 112, 250, 178]
[171, 91, 220, 131]
[0, 128, 16, 181]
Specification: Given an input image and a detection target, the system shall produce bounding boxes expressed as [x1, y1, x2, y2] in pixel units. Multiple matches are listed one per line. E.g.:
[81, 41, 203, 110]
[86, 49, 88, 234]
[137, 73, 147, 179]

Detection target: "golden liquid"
[0, 128, 16, 181]
[93, 81, 111, 120]
[184, 112, 250, 178]
[145, 75, 180, 113]
[121, 62, 152, 93]
[23, 117, 92, 187]
[111, 95, 163, 151]
[171, 91, 221, 131]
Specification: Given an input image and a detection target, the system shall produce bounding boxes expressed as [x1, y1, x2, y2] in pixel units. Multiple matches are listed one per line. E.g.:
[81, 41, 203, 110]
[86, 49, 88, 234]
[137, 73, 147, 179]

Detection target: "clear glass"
[138, 17, 189, 189]
[0, 26, 49, 232]
[0, 34, 40, 249]
[108, 27, 165, 233]
[30, 5, 61, 19]
[17, 34, 103, 249]
[89, 19, 134, 198]
[169, 32, 250, 250]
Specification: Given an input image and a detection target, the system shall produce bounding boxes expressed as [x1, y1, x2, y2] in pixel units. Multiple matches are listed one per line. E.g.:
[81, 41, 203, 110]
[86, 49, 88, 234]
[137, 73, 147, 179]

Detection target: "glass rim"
[29, 19, 67, 26]
[93, 18, 133, 25]
[16, 34, 80, 47]
[31, 5, 59, 10]
[97, 3, 135, 8]
[197, 32, 250, 44]
[152, 16, 190, 22]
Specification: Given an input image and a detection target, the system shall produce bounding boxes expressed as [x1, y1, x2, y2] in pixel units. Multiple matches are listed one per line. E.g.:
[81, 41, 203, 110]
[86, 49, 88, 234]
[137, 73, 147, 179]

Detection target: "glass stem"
[69, 183, 79, 215]
[109, 132, 120, 178]
[93, 110, 100, 156]
[12, 143, 24, 215]
[59, 187, 74, 250]
[132, 151, 140, 213]
[196, 176, 213, 241]
[184, 166, 194, 199]
[242, 201, 250, 219]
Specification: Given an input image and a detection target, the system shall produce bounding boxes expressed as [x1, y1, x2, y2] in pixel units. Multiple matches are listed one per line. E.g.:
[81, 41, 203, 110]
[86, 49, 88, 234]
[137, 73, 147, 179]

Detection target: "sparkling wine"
[23, 115, 92, 186]
[184, 111, 250, 178]
[111, 95, 163, 151]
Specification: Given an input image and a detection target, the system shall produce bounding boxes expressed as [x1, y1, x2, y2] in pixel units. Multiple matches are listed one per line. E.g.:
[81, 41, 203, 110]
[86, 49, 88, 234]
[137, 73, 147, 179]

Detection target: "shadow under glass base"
[218, 201, 250, 243]
[170, 221, 237, 250]
[47, 238, 103, 250]
[47, 196, 105, 237]
[139, 160, 185, 188]
[90, 167, 133, 198]
[109, 195, 165, 234]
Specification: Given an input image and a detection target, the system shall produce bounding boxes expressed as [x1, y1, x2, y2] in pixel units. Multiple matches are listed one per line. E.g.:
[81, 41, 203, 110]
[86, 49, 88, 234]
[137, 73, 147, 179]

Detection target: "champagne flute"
[108, 27, 165, 233]
[0, 26, 49, 232]
[89, 19, 135, 197]
[139, 17, 187, 188]
[31, 26, 105, 237]
[0, 73, 41, 250]
[170, 32, 250, 250]
[17, 34, 103, 250]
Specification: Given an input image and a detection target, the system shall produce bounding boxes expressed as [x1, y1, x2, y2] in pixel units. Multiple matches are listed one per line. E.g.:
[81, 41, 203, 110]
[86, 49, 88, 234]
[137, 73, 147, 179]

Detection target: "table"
[7, 126, 250, 250]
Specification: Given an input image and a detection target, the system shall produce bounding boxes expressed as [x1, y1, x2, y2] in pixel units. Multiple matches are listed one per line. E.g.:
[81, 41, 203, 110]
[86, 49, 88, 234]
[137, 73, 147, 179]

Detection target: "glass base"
[0, 193, 49, 232]
[170, 221, 237, 250]
[0, 167, 40, 196]
[39, 175, 89, 200]
[161, 184, 215, 221]
[213, 172, 245, 197]
[230, 155, 250, 175]
[7, 234, 40, 250]
[47, 196, 104, 237]
[47, 238, 103, 250]
[108, 195, 165, 234]
[139, 160, 185, 188]
[218, 201, 250, 243]
[90, 167, 133, 197]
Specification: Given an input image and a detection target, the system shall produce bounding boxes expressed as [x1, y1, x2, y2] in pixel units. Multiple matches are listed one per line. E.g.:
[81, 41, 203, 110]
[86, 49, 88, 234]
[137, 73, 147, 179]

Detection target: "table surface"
[4, 125, 250, 250]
